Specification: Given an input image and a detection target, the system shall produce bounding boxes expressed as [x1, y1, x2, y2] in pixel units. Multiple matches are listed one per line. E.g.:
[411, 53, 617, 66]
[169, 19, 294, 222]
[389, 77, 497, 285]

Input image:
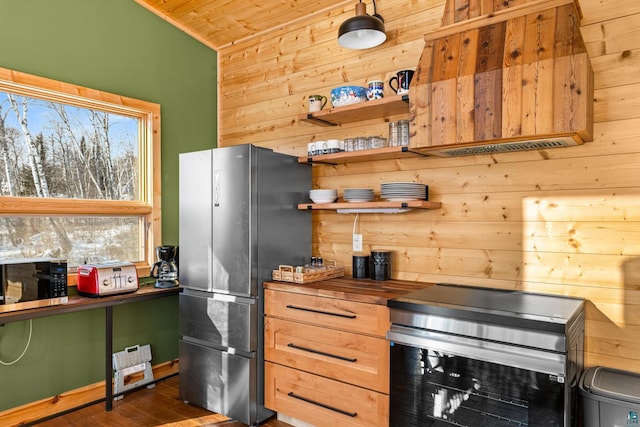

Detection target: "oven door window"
[390, 343, 566, 426]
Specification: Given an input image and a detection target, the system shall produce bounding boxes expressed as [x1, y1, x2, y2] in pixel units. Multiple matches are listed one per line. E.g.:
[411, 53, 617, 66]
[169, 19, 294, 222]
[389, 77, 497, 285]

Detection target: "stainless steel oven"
[387, 284, 584, 427]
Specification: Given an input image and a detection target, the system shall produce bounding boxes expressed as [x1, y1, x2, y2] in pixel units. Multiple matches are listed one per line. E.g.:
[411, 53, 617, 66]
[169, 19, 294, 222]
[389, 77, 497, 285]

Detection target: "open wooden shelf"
[297, 94, 409, 126]
[295, 92, 439, 214]
[298, 200, 441, 212]
[298, 145, 429, 164]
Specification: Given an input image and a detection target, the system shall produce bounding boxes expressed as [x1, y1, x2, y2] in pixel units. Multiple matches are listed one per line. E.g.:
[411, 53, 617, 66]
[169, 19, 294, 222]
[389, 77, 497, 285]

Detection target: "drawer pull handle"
[287, 392, 358, 418]
[285, 304, 356, 319]
[287, 343, 357, 362]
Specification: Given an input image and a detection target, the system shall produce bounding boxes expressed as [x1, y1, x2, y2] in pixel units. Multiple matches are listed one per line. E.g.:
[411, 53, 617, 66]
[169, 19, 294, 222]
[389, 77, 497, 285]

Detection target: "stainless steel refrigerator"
[178, 144, 311, 426]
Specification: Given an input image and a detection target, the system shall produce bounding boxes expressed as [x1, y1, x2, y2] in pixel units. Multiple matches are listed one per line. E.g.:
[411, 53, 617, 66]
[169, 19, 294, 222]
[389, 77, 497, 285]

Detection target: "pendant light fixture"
[338, 0, 386, 50]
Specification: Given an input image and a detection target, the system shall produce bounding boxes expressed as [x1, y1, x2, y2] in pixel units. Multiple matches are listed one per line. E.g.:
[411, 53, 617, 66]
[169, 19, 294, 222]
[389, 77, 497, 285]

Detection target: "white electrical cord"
[352, 213, 359, 235]
[0, 319, 33, 366]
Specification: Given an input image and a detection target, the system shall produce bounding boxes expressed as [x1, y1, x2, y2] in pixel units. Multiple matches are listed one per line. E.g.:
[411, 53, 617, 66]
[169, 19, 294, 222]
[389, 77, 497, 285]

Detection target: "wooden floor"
[32, 375, 292, 427]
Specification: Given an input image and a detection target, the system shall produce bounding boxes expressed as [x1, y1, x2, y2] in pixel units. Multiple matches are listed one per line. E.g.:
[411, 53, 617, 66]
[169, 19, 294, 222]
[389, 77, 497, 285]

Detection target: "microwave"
[0, 258, 68, 312]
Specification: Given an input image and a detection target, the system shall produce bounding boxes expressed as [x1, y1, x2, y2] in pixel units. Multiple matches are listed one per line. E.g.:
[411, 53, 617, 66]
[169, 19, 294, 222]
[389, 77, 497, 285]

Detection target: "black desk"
[0, 284, 180, 411]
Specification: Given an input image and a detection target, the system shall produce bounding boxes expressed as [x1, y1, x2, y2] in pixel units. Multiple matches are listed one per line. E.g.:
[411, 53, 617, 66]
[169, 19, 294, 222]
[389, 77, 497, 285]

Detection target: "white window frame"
[0, 66, 161, 285]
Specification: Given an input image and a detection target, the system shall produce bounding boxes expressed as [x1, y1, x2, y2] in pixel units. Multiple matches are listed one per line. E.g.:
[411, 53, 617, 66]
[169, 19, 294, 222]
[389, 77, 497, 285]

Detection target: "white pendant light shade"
[338, 1, 386, 50]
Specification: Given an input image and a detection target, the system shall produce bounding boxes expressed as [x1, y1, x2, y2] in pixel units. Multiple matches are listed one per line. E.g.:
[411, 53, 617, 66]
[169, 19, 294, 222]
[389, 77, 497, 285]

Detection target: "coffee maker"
[150, 245, 179, 288]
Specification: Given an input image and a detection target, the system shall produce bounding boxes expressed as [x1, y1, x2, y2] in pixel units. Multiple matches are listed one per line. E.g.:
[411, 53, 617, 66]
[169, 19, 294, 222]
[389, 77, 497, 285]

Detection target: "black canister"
[370, 251, 391, 281]
[352, 255, 370, 279]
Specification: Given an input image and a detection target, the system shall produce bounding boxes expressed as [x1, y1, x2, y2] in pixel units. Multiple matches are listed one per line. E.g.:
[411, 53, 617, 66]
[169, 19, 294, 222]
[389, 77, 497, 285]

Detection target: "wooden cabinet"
[264, 288, 390, 427]
[264, 317, 389, 393]
[265, 362, 388, 427]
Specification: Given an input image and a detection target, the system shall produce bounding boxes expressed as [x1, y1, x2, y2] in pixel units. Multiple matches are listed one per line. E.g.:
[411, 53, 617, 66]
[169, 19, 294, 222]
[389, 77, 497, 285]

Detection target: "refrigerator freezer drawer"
[179, 291, 257, 354]
[179, 340, 270, 425]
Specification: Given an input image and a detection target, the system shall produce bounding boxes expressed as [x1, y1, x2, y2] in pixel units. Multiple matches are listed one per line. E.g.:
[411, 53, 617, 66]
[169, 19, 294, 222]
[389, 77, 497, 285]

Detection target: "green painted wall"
[0, 0, 217, 411]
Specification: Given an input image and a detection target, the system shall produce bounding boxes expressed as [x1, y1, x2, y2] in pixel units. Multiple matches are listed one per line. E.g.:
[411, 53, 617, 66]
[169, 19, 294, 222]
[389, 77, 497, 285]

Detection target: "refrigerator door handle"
[183, 288, 255, 305]
[212, 292, 254, 304]
[214, 169, 221, 207]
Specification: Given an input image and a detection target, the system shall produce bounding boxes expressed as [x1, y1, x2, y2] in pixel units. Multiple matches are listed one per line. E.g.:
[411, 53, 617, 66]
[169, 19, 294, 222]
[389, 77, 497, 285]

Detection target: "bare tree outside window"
[0, 67, 161, 276]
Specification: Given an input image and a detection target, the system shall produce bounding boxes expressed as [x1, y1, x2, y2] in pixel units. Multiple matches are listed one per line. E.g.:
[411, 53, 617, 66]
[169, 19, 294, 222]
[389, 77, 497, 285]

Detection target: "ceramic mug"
[367, 80, 384, 100]
[308, 94, 327, 112]
[326, 139, 340, 153]
[389, 70, 415, 95]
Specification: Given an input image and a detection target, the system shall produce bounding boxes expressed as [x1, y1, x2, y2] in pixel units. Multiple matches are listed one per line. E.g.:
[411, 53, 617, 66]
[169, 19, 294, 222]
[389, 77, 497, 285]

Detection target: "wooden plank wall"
[218, 0, 640, 373]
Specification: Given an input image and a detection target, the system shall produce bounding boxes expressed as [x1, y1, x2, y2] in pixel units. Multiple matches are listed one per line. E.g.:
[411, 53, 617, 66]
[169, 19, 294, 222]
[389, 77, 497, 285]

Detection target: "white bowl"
[310, 189, 337, 196]
[310, 196, 337, 204]
[310, 189, 337, 204]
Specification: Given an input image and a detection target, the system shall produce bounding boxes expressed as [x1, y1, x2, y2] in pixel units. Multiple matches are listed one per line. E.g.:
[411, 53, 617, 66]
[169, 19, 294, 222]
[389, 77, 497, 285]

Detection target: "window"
[0, 66, 161, 283]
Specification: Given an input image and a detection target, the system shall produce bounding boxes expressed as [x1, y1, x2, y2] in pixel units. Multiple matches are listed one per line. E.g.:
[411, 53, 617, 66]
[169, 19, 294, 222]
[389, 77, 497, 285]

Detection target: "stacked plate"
[309, 189, 337, 204]
[343, 188, 374, 202]
[380, 182, 427, 202]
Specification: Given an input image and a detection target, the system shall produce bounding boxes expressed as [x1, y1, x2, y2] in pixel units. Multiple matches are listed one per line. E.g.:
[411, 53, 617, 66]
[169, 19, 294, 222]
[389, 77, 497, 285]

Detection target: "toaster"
[77, 262, 139, 297]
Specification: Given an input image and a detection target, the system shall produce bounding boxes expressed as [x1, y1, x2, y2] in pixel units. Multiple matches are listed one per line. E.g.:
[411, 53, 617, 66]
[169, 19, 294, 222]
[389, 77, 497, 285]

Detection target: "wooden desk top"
[0, 284, 180, 324]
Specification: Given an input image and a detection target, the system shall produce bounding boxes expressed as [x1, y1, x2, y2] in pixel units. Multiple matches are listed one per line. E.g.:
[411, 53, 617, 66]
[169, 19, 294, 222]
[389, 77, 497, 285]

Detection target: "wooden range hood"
[410, 0, 594, 157]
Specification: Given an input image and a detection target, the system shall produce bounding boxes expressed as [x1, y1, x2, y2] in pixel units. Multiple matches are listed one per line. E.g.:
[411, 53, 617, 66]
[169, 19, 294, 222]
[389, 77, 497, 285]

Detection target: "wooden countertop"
[264, 277, 433, 305]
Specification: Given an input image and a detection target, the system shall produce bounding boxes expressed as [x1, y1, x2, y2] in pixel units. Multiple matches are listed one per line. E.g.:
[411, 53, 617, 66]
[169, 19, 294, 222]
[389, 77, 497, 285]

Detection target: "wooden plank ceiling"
[134, 0, 353, 50]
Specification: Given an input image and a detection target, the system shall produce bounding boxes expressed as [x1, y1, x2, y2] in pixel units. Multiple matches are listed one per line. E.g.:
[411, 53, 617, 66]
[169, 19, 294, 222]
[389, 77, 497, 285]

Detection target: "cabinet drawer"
[265, 362, 388, 427]
[264, 289, 389, 337]
[265, 317, 389, 393]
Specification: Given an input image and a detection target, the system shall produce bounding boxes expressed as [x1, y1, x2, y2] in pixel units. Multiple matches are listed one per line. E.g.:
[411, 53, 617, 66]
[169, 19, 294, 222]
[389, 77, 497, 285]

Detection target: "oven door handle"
[286, 304, 356, 319]
[287, 392, 358, 418]
[387, 325, 567, 376]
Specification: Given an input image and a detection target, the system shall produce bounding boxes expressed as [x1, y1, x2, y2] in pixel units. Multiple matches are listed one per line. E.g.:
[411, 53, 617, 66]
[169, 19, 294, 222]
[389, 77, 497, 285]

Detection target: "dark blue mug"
[389, 70, 414, 95]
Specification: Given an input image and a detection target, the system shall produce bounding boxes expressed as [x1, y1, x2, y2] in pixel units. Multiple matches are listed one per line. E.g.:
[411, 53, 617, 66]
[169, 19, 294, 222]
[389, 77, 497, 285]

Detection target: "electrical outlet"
[353, 234, 363, 252]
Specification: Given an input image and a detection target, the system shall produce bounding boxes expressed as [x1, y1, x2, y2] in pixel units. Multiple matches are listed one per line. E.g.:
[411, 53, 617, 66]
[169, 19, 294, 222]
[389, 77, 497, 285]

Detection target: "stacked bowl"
[309, 189, 337, 204]
[344, 188, 374, 202]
